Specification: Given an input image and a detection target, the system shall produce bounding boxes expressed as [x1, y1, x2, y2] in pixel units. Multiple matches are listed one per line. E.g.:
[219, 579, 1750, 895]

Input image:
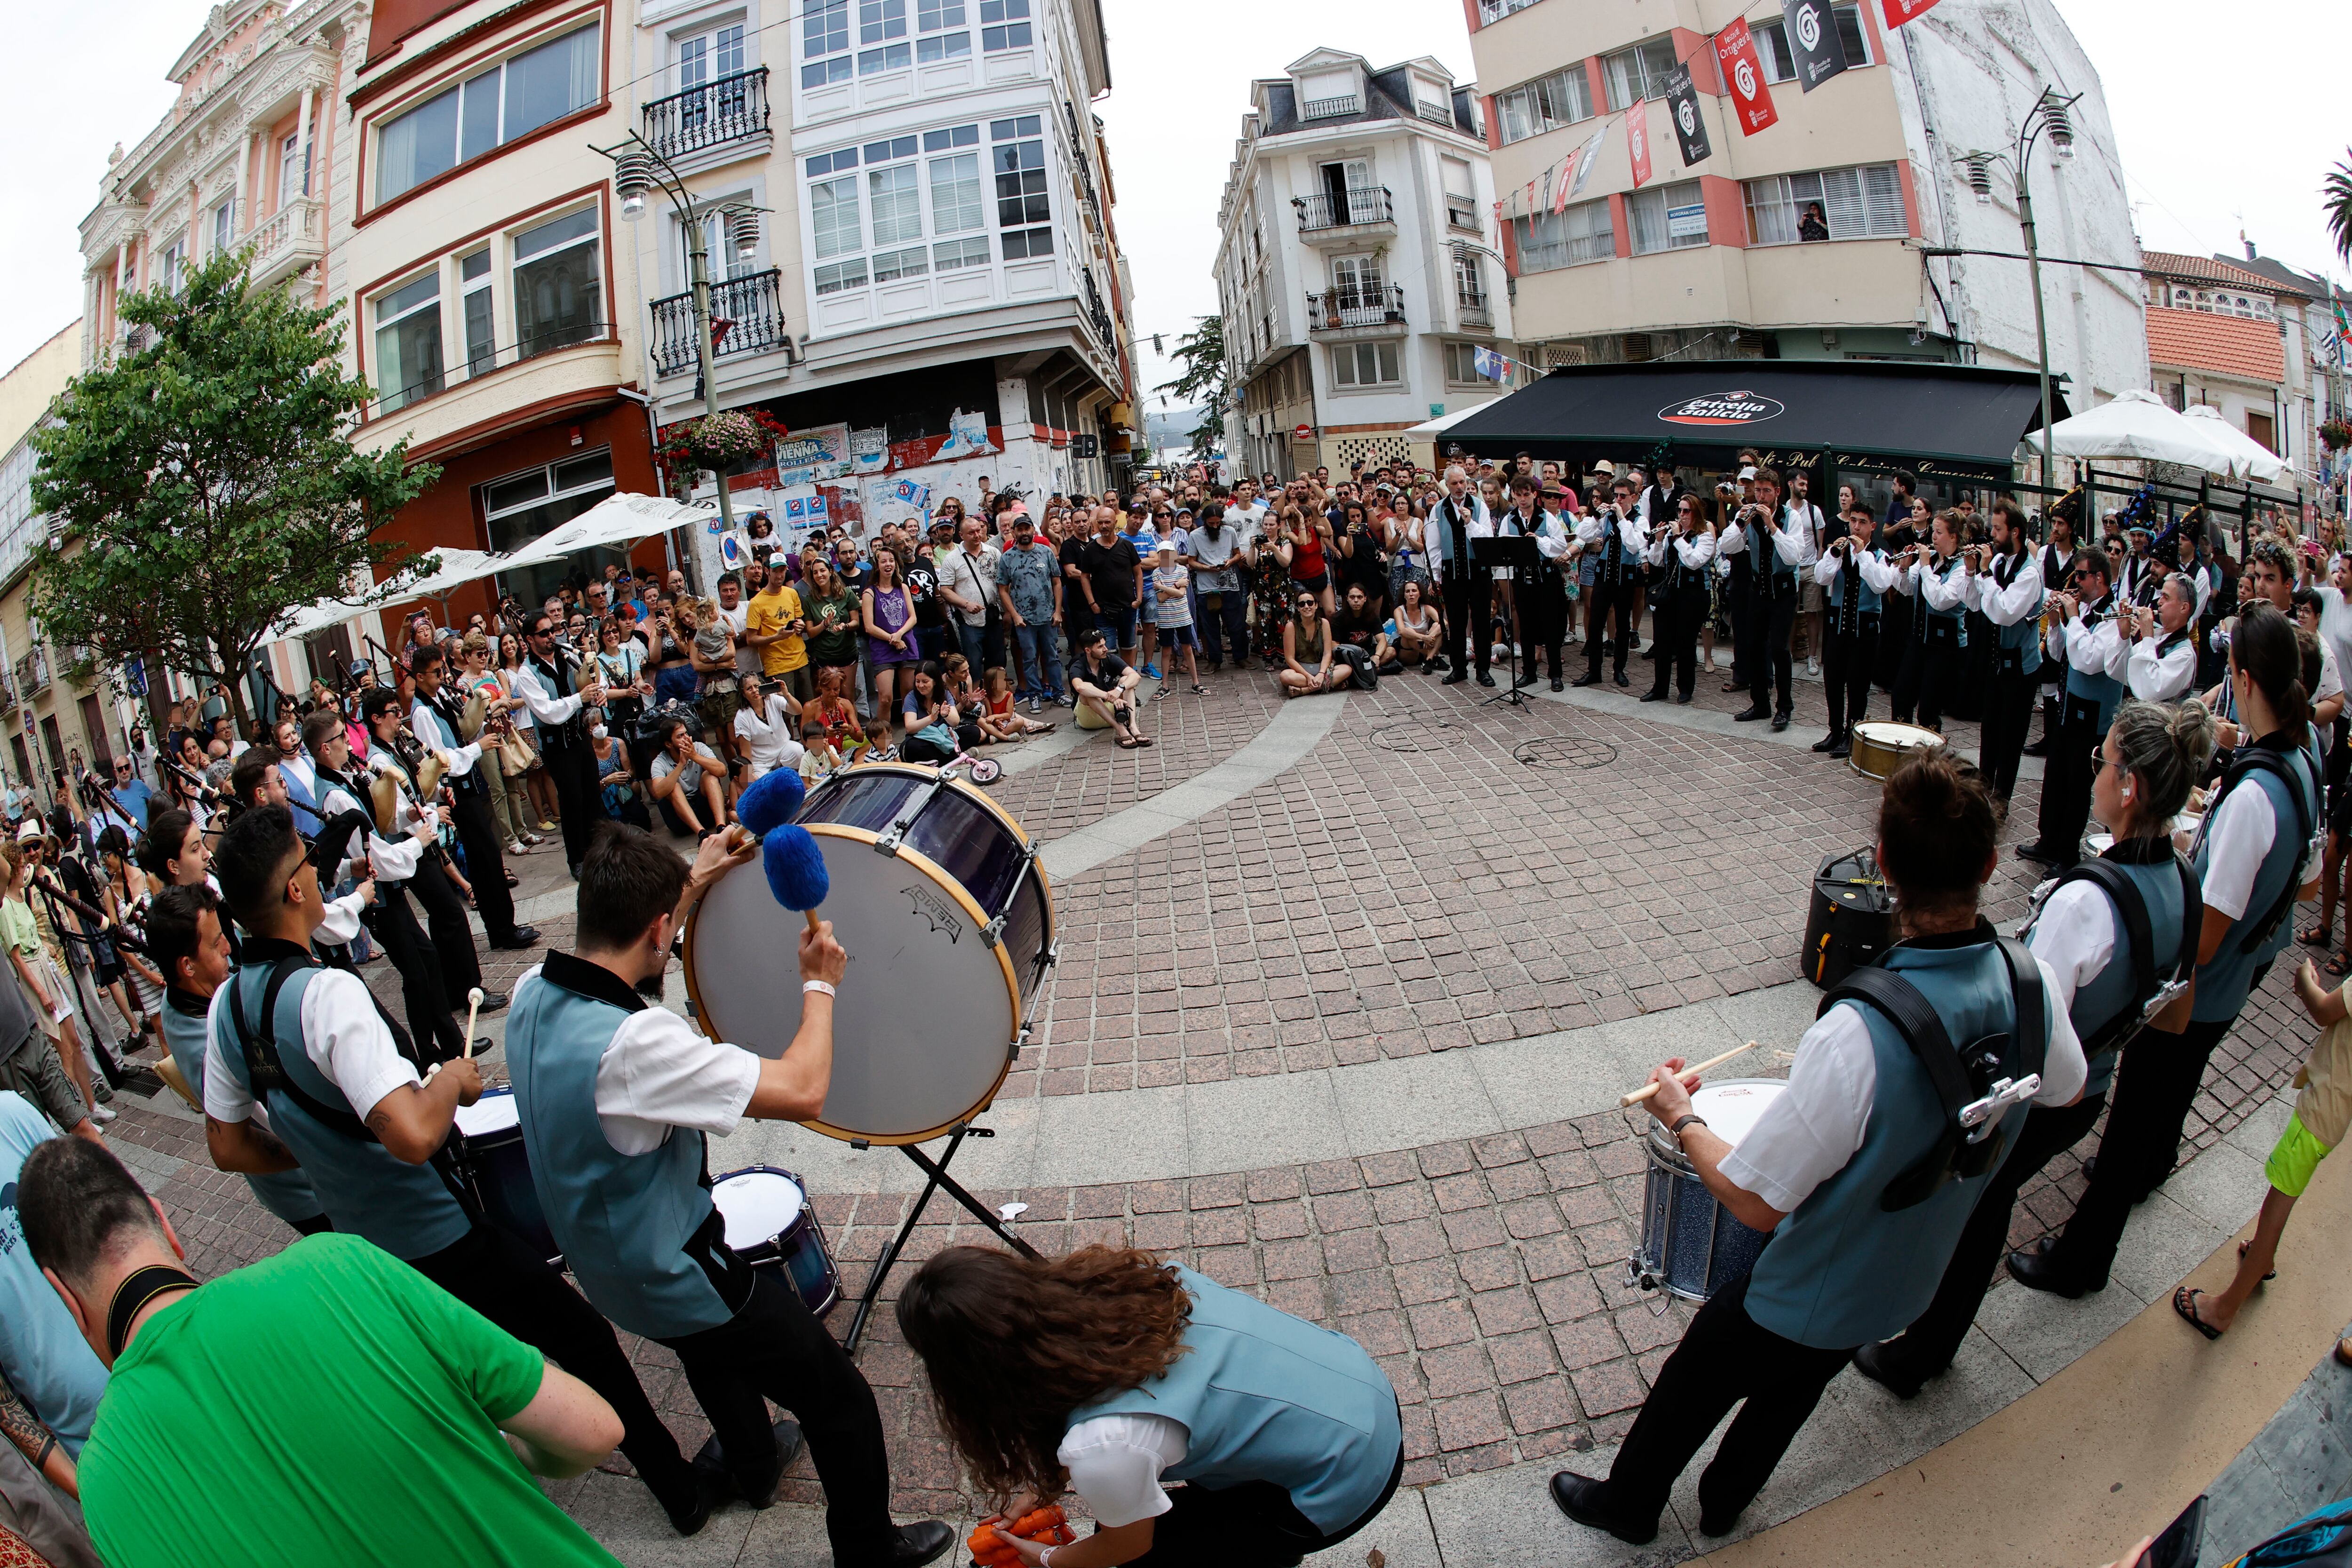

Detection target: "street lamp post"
[1957, 88, 2083, 495]
[598, 136, 765, 548]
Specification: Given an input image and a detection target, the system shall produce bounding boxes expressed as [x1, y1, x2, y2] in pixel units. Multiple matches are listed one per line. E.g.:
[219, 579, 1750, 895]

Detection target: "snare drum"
[684, 763, 1054, 1146]
[712, 1167, 842, 1317]
[1849, 721, 1941, 781]
[1632, 1079, 1786, 1301]
[452, 1087, 561, 1266]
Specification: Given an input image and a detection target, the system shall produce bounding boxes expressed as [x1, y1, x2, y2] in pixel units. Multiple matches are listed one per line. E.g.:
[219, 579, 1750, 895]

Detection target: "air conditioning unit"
[1622, 333, 1656, 363]
[1544, 343, 1588, 367]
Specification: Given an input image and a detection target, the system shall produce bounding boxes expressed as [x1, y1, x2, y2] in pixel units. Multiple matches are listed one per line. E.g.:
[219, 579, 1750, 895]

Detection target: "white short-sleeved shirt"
[1717, 951, 2087, 1215]
[511, 966, 761, 1156]
[2200, 774, 2279, 923]
[202, 965, 417, 1125]
[1057, 1413, 1189, 1528]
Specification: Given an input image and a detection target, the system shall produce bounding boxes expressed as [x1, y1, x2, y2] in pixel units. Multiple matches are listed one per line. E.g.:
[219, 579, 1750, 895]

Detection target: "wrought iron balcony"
[1458, 294, 1493, 330]
[14, 648, 48, 700]
[642, 67, 771, 163]
[650, 268, 788, 379]
[1295, 188, 1394, 233]
[1306, 285, 1407, 333]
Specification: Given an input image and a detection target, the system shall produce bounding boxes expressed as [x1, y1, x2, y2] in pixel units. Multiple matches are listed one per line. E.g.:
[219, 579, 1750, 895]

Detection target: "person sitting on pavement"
[1070, 628, 1152, 749]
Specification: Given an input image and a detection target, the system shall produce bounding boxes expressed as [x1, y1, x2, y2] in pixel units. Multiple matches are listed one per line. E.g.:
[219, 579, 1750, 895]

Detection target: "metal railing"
[1300, 94, 1359, 119]
[649, 269, 788, 379]
[14, 648, 48, 700]
[642, 67, 771, 162]
[1295, 189, 1394, 232]
[1458, 295, 1493, 330]
[1305, 285, 1407, 331]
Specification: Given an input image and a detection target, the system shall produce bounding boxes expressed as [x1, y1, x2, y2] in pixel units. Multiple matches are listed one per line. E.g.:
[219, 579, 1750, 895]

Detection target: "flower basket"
[658, 409, 790, 493]
[2322, 417, 2352, 454]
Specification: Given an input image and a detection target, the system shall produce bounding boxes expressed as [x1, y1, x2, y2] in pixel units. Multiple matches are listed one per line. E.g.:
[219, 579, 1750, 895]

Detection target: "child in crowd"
[863, 720, 895, 764]
[977, 667, 1055, 743]
[1150, 540, 1204, 696]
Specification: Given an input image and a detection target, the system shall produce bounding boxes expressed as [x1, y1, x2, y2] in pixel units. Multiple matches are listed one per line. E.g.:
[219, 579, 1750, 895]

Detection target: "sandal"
[2299, 923, 2333, 947]
[1116, 735, 1143, 750]
[1135, 735, 1155, 747]
[2327, 952, 2351, 979]
[2173, 1285, 2223, 1341]
[2239, 1239, 2277, 1282]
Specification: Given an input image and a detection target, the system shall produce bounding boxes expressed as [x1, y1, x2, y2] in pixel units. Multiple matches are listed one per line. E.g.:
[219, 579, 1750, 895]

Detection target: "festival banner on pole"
[1716, 20, 1779, 135]
[1566, 123, 1610, 199]
[1552, 151, 1576, 211]
[1880, 0, 1943, 25]
[1786, 0, 1851, 91]
[1626, 96, 1653, 188]
[1662, 64, 1711, 166]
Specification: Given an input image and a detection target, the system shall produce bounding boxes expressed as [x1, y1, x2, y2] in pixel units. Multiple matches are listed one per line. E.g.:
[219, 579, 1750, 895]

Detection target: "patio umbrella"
[2180, 405, 2291, 484]
[501, 493, 717, 568]
[2041, 389, 2247, 478]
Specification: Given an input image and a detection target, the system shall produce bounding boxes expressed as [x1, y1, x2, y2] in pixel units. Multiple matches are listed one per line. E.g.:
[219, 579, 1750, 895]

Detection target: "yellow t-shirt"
[747, 585, 809, 676]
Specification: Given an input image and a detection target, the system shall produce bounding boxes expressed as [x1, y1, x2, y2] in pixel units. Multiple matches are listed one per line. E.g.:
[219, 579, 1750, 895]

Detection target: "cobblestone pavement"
[89, 651, 2317, 1562]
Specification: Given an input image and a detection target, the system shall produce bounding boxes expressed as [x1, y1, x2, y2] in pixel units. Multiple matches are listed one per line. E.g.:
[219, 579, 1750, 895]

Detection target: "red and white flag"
[1880, 0, 1943, 25]
[1627, 96, 1653, 187]
[1716, 19, 1779, 135]
[1551, 153, 1575, 212]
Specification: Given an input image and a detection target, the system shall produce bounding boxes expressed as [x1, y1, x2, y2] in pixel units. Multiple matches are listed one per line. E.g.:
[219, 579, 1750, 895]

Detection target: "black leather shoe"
[1641, 689, 1668, 703]
[1514, 669, 1539, 688]
[1771, 711, 1791, 732]
[1550, 677, 1565, 692]
[1698, 1503, 1743, 1538]
[1549, 1472, 1656, 1544]
[1828, 737, 1852, 759]
[661, 1469, 720, 1537]
[1442, 671, 1468, 685]
[698, 1417, 804, 1509]
[2007, 1238, 2099, 1298]
[1850, 1340, 1930, 1400]
[1475, 671, 1496, 687]
[1572, 672, 1603, 688]
[474, 990, 510, 1014]
[2013, 842, 2058, 867]
[888, 1520, 955, 1566]
[2021, 737, 2050, 758]
[1812, 733, 1840, 753]
[1676, 691, 1693, 704]
[490, 925, 541, 952]
[1614, 671, 1631, 688]
[1733, 705, 1769, 722]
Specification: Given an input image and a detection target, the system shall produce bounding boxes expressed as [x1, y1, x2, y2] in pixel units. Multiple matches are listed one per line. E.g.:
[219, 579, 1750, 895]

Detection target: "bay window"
[512, 207, 601, 357]
[375, 24, 600, 203]
[373, 271, 444, 412]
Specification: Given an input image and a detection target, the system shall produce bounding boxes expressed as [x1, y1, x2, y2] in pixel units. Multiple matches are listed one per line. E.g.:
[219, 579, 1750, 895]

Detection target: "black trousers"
[1872, 1092, 2108, 1375]
[1521, 576, 1567, 681]
[1197, 592, 1249, 668]
[2029, 692, 2104, 865]
[1128, 1436, 1403, 1568]
[1891, 621, 1963, 732]
[1645, 585, 1708, 700]
[409, 1219, 695, 1512]
[1600, 1267, 1854, 1525]
[1738, 592, 1797, 715]
[1585, 580, 1641, 679]
[540, 732, 605, 872]
[660, 1270, 898, 1565]
[361, 883, 461, 1059]
[446, 783, 517, 945]
[1980, 662, 2040, 801]
[1820, 616, 1880, 737]
[2046, 1009, 2247, 1287]
[404, 854, 483, 1016]
[1442, 571, 1491, 674]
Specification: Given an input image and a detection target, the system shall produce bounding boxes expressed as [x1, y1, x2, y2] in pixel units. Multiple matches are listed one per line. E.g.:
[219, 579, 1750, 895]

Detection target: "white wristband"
[803, 980, 836, 998]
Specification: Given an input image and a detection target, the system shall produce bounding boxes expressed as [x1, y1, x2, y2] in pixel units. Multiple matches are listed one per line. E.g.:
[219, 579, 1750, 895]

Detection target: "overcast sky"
[3, 0, 2343, 411]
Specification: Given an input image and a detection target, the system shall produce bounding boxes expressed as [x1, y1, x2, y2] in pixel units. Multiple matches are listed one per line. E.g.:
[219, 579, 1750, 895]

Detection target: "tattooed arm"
[0, 1371, 76, 1498]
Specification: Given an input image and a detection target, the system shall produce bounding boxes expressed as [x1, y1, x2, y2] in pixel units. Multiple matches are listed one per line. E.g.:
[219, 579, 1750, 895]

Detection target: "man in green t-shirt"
[18, 1137, 629, 1568]
[744, 578, 811, 700]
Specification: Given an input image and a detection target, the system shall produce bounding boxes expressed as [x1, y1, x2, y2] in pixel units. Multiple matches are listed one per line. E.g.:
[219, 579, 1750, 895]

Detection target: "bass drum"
[683, 763, 1053, 1146]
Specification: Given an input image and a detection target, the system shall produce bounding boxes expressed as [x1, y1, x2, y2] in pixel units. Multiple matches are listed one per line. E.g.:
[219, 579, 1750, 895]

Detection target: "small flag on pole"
[1473, 346, 1510, 382]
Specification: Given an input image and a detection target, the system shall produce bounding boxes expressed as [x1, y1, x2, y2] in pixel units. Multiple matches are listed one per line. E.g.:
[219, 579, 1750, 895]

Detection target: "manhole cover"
[1514, 735, 1618, 770]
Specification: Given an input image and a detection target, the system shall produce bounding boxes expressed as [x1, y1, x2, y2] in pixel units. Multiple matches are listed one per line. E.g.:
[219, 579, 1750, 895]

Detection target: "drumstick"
[1620, 1042, 1759, 1107]
[462, 987, 484, 1059]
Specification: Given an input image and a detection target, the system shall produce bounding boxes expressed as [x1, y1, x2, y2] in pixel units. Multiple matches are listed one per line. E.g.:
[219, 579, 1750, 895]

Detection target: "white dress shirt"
[315, 773, 425, 886]
[510, 658, 587, 727]
[1812, 542, 1901, 594]
[1649, 526, 1718, 572]
[1575, 507, 1650, 562]
[509, 964, 761, 1157]
[1909, 554, 1972, 612]
[2055, 597, 2131, 682]
[1422, 493, 1495, 577]
[409, 695, 484, 779]
[2126, 629, 2198, 702]
[202, 963, 420, 1126]
[1715, 508, 1815, 569]
[1969, 550, 2044, 626]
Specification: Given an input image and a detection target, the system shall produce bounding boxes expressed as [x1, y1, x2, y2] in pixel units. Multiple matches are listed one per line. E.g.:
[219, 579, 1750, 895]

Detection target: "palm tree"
[2328, 150, 2352, 263]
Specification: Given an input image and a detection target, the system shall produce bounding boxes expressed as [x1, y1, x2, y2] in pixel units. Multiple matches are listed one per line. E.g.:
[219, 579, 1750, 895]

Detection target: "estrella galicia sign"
[1658, 390, 1787, 427]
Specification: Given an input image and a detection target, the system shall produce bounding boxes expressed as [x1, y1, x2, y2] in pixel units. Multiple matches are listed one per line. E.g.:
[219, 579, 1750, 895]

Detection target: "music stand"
[840, 1122, 1043, 1352]
[1472, 535, 1541, 710]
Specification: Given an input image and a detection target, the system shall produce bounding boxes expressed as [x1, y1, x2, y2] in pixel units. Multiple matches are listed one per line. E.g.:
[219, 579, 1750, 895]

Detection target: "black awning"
[1438, 359, 2066, 482]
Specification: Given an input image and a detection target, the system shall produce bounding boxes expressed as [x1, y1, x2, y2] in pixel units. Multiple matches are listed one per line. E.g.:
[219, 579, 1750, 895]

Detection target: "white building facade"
[1214, 49, 1518, 480]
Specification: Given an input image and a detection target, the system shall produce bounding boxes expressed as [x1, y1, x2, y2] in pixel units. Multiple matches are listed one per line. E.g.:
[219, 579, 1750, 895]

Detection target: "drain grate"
[1513, 735, 1618, 770]
[1369, 721, 1464, 754]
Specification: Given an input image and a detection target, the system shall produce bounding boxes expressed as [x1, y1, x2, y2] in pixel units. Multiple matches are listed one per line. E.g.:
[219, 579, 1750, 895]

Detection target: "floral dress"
[1250, 540, 1293, 660]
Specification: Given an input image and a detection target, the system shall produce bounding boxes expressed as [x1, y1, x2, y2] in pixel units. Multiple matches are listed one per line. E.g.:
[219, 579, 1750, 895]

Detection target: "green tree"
[1154, 315, 1230, 456]
[30, 249, 438, 734]
[2328, 150, 2352, 263]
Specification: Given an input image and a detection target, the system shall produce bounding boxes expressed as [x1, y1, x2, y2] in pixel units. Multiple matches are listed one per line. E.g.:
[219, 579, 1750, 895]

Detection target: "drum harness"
[1814, 933, 2048, 1211]
[228, 952, 480, 1214]
[2194, 744, 2320, 958]
[2018, 849, 2203, 1059]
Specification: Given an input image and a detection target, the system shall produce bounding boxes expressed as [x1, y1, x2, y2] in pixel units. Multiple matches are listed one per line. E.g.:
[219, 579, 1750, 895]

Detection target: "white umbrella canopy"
[501, 492, 716, 568]
[263, 548, 492, 644]
[2042, 389, 2248, 478]
[1406, 403, 1492, 439]
[2181, 404, 2291, 484]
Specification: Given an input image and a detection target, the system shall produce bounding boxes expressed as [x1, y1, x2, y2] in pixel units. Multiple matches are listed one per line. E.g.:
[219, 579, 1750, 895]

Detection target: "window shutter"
[1820, 167, 1866, 238]
[1861, 163, 1905, 236]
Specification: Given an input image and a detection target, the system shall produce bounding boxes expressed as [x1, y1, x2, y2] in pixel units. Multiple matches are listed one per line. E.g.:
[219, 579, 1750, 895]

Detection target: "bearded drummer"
[1552, 752, 2087, 1546]
[502, 821, 954, 1568]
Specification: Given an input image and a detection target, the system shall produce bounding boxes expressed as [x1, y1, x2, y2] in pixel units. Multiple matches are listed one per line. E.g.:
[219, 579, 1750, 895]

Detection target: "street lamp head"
[613, 149, 657, 222]
[2038, 92, 2077, 160]
[726, 208, 761, 263]
[1959, 153, 1996, 206]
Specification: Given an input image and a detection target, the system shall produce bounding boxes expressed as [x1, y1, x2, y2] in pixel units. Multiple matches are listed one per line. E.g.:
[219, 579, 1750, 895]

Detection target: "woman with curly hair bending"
[896, 1245, 1403, 1567]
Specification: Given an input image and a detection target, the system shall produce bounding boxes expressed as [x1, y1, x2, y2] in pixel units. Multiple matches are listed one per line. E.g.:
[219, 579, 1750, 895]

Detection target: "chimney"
[2243, 232, 2257, 262]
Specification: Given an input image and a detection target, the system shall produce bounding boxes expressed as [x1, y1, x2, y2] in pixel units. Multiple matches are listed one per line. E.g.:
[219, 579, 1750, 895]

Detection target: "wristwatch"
[1669, 1113, 1708, 1142]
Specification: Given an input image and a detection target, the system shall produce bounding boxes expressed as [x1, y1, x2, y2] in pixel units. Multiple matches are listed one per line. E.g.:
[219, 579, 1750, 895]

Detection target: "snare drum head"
[453, 1086, 519, 1138]
[711, 1168, 805, 1250]
[1852, 721, 1938, 750]
[1688, 1079, 1785, 1147]
[685, 827, 1021, 1145]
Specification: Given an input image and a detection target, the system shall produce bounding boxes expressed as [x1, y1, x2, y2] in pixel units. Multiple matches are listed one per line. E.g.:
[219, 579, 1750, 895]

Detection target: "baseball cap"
[1738, 465, 1759, 481]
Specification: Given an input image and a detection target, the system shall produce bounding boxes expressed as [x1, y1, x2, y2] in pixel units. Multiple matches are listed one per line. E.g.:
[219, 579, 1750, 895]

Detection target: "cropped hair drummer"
[1553, 750, 2087, 1545]
[501, 821, 952, 1567]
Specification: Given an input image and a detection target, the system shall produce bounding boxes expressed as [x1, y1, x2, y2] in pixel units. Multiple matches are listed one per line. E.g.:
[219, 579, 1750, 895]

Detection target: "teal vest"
[505, 955, 744, 1340]
[1918, 557, 1968, 648]
[1828, 549, 1883, 637]
[209, 947, 472, 1258]
[161, 988, 324, 1225]
[1746, 936, 2031, 1349]
[2062, 853, 2189, 1098]
[1990, 556, 2042, 676]
[2192, 740, 2319, 1022]
[2064, 598, 2125, 734]
[1070, 1266, 1400, 1533]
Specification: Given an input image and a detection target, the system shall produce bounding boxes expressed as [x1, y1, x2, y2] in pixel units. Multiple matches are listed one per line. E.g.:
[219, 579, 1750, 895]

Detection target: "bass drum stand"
[841, 1120, 1042, 1352]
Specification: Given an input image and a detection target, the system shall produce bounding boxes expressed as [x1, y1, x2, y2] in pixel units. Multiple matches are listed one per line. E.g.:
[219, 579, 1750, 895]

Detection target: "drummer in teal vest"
[144, 883, 329, 1236]
[502, 822, 953, 1568]
[1554, 751, 2087, 1545]
[193, 805, 713, 1537]
[1854, 697, 2214, 1395]
[896, 1242, 1403, 1566]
